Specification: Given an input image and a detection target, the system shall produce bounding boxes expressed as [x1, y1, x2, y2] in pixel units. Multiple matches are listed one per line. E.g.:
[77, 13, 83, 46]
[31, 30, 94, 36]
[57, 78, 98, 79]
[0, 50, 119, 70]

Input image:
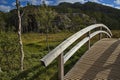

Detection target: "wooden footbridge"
[41, 24, 120, 80]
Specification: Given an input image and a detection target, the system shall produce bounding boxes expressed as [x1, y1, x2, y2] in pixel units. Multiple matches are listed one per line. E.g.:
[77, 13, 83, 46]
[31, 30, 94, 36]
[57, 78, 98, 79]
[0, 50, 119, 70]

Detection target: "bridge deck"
[64, 38, 120, 80]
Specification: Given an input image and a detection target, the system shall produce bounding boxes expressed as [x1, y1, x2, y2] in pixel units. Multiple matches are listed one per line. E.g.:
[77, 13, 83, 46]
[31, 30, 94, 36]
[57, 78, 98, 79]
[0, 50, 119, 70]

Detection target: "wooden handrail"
[40, 24, 112, 80]
[40, 24, 112, 66]
[64, 30, 111, 63]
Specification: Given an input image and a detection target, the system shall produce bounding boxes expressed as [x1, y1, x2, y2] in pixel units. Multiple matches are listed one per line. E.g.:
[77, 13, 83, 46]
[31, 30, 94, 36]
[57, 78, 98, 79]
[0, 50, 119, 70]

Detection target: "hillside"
[0, 2, 120, 33]
[54, 2, 120, 30]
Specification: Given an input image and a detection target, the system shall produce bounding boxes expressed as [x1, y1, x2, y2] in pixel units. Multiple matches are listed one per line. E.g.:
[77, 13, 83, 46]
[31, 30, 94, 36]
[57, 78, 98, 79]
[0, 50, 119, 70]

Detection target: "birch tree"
[16, 0, 24, 71]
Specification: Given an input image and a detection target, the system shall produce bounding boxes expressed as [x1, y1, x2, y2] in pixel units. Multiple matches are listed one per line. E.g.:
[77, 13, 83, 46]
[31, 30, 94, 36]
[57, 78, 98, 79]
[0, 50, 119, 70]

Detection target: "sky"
[0, 0, 120, 12]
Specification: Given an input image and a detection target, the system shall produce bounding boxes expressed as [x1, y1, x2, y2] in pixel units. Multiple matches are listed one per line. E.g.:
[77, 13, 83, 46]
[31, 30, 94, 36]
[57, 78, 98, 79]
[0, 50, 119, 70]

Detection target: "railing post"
[88, 31, 91, 50]
[106, 35, 109, 38]
[99, 26, 102, 40]
[106, 33, 109, 38]
[58, 53, 64, 80]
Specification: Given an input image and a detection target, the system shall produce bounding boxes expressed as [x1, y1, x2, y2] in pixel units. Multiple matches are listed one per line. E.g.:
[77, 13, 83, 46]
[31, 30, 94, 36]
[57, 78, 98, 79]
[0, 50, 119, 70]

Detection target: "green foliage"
[112, 30, 120, 38]
[0, 12, 7, 32]
[0, 32, 19, 72]
[1, 1, 120, 33]
[36, 6, 57, 33]
[81, 2, 120, 30]
[55, 2, 120, 30]
[0, 32, 86, 80]
[0, 32, 18, 54]
[0, 30, 119, 80]
[0, 32, 19, 80]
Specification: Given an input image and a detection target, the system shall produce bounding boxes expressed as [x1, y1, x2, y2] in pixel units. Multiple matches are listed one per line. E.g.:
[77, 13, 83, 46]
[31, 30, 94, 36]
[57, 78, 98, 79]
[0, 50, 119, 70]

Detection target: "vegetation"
[0, 32, 76, 80]
[54, 2, 120, 30]
[0, 30, 119, 80]
[0, 1, 120, 80]
[0, 2, 120, 33]
[112, 30, 120, 38]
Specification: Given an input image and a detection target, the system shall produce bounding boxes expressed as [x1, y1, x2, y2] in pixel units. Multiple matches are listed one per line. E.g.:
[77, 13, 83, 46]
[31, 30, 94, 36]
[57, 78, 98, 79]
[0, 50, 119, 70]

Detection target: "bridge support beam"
[58, 53, 64, 80]
[88, 31, 91, 49]
[99, 26, 102, 40]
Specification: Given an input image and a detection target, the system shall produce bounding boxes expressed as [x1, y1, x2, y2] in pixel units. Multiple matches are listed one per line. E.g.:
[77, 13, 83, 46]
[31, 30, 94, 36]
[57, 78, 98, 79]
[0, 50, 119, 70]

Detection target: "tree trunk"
[16, 0, 24, 71]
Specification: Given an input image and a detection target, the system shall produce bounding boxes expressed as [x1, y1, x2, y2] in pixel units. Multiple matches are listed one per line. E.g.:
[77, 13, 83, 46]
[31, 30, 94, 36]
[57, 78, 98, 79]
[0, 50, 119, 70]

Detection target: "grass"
[112, 30, 120, 38]
[0, 31, 75, 80]
[21, 31, 76, 80]
[0, 30, 120, 80]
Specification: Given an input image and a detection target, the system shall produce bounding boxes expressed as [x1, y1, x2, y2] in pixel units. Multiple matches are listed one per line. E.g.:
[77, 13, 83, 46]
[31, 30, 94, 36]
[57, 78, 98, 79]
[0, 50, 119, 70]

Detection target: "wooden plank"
[64, 39, 120, 80]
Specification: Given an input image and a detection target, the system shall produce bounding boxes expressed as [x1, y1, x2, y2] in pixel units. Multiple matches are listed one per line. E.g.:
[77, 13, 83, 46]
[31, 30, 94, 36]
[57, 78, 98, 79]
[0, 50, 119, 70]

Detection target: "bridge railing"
[40, 24, 112, 80]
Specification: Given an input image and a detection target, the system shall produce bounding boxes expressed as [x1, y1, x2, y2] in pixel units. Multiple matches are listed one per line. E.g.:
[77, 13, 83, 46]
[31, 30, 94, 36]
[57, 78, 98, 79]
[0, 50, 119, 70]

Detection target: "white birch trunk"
[16, 0, 24, 71]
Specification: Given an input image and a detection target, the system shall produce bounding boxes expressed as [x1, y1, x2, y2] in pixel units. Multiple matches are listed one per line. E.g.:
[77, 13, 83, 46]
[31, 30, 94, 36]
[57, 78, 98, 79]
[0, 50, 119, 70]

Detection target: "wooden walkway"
[64, 38, 120, 80]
